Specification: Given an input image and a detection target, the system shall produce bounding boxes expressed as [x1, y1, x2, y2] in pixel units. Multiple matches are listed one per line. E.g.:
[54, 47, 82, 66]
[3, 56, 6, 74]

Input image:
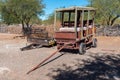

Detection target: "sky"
[40, 0, 89, 20]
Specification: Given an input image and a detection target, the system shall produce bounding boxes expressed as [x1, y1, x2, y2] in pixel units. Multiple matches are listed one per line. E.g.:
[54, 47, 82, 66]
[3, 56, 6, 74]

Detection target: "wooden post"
[68, 12, 71, 27]
[92, 11, 96, 37]
[74, 7, 78, 40]
[61, 12, 64, 27]
[81, 10, 84, 39]
[87, 10, 90, 36]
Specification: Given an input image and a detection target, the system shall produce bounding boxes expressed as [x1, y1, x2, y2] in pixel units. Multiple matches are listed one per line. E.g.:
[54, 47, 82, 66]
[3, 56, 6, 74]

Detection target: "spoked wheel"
[92, 38, 97, 48]
[79, 43, 86, 54]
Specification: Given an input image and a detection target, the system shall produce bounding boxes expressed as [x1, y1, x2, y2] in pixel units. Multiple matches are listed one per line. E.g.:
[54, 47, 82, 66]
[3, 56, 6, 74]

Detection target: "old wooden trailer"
[54, 6, 97, 54]
[21, 27, 55, 51]
[26, 6, 97, 74]
[27, 27, 55, 46]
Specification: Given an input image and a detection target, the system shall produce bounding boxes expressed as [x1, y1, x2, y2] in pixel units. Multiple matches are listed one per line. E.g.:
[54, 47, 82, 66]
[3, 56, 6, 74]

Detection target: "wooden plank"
[56, 7, 96, 12]
[74, 7, 77, 39]
[81, 10, 84, 39]
[87, 10, 90, 36]
[55, 32, 76, 39]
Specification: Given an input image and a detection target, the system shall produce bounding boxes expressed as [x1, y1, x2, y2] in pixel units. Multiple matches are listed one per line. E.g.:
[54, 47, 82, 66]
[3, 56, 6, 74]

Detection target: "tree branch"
[110, 15, 119, 26]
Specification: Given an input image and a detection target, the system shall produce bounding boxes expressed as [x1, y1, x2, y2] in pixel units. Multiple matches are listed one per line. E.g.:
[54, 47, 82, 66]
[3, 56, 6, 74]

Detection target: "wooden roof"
[56, 6, 96, 12]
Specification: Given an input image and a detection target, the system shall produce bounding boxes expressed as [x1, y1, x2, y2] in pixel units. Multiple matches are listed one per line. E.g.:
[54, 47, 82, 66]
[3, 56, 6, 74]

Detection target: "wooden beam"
[92, 11, 96, 37]
[55, 6, 96, 12]
[74, 7, 78, 39]
[87, 10, 90, 36]
[61, 12, 64, 27]
[81, 10, 84, 39]
[68, 12, 71, 27]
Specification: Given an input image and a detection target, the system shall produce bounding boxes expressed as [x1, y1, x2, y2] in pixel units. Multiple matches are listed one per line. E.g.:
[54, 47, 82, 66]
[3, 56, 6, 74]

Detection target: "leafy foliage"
[0, 0, 44, 34]
[43, 13, 55, 24]
[88, 0, 120, 26]
[43, 12, 61, 25]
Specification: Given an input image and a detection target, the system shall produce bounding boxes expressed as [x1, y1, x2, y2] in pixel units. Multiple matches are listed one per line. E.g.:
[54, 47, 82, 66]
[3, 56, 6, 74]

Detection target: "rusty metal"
[26, 43, 68, 74]
[26, 39, 80, 74]
[54, 6, 96, 50]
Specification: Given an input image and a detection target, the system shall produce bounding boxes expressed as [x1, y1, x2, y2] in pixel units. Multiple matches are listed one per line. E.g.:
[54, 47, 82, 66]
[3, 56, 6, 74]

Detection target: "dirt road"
[0, 33, 120, 80]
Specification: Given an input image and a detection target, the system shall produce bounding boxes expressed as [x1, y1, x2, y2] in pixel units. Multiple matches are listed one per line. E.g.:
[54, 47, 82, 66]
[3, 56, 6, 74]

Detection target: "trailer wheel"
[79, 43, 86, 54]
[92, 38, 97, 48]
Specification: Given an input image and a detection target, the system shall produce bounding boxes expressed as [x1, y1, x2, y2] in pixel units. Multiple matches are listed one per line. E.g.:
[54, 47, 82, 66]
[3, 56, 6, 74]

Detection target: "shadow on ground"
[59, 43, 92, 54]
[47, 53, 120, 80]
[60, 49, 79, 54]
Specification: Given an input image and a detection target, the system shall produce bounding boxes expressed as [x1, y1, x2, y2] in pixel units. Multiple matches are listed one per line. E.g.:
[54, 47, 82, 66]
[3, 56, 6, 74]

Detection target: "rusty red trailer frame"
[54, 6, 97, 54]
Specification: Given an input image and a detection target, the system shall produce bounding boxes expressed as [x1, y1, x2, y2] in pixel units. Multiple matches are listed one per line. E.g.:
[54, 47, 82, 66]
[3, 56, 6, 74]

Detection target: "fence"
[0, 24, 22, 34]
[0, 24, 8, 33]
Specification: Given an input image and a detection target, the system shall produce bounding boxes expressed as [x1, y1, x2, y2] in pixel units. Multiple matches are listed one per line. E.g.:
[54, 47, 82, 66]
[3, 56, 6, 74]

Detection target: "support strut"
[26, 44, 67, 74]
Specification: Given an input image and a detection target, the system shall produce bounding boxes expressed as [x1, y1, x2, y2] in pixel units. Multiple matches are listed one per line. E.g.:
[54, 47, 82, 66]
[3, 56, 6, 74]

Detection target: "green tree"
[43, 13, 55, 24]
[0, 0, 44, 34]
[43, 12, 61, 25]
[88, 0, 120, 26]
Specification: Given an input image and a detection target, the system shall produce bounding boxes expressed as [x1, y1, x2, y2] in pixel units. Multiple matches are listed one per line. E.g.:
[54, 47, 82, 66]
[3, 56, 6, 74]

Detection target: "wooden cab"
[54, 6, 97, 54]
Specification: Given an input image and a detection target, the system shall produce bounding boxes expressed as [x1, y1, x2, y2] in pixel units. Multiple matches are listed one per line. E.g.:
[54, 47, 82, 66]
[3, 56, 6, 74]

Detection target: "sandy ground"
[0, 33, 120, 80]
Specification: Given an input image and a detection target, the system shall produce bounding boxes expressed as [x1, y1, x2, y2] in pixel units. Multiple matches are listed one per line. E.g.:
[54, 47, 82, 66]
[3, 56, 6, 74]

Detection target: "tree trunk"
[110, 15, 119, 26]
[21, 20, 25, 36]
[26, 22, 29, 28]
[25, 22, 31, 34]
[107, 21, 110, 26]
[106, 14, 112, 26]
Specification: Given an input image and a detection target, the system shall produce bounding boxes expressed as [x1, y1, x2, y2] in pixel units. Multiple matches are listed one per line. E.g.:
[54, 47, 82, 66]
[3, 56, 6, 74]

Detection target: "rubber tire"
[79, 43, 86, 54]
[92, 38, 97, 48]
